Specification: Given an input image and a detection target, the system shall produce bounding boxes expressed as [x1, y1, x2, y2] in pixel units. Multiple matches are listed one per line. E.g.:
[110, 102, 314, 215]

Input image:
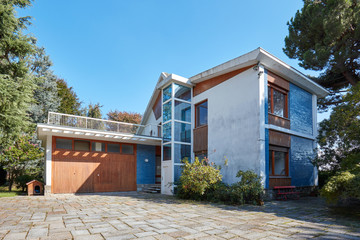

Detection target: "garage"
[51, 137, 137, 194]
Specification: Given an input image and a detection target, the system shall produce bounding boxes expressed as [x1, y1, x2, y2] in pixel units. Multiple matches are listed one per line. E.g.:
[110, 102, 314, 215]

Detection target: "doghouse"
[26, 180, 44, 196]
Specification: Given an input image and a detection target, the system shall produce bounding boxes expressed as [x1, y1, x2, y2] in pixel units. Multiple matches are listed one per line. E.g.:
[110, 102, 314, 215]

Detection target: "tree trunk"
[342, 71, 357, 86]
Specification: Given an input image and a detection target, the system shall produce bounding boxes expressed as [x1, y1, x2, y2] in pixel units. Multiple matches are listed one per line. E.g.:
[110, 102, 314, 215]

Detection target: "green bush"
[176, 157, 222, 200]
[15, 175, 34, 192]
[176, 159, 264, 205]
[321, 171, 360, 204]
[233, 170, 264, 205]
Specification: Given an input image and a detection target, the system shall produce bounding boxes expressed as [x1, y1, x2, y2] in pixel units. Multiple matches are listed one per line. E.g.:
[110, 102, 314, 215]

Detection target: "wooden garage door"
[52, 140, 137, 194]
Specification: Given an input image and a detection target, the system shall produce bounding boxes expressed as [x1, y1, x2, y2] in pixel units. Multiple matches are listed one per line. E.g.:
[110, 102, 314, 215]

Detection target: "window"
[122, 144, 134, 154]
[92, 142, 105, 152]
[56, 138, 72, 150]
[163, 85, 172, 102]
[163, 145, 171, 161]
[268, 85, 288, 118]
[174, 83, 191, 101]
[175, 101, 191, 122]
[174, 122, 191, 143]
[107, 143, 120, 153]
[195, 100, 208, 127]
[269, 146, 289, 176]
[74, 140, 90, 151]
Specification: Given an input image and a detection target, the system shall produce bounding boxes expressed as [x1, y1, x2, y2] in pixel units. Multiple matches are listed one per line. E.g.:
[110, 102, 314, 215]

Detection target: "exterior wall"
[290, 136, 315, 186]
[45, 135, 52, 188]
[289, 83, 313, 135]
[288, 83, 316, 186]
[193, 68, 260, 184]
[143, 110, 162, 137]
[136, 144, 156, 184]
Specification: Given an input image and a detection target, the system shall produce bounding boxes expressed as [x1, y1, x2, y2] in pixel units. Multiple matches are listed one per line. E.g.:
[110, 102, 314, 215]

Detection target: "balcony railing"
[47, 112, 159, 138]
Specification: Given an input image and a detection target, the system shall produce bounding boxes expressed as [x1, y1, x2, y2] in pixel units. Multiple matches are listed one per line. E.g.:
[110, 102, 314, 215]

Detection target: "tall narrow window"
[269, 146, 289, 176]
[195, 100, 208, 127]
[268, 86, 288, 118]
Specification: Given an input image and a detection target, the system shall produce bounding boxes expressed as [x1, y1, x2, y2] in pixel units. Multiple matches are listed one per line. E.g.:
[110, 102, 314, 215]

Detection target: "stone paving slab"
[0, 192, 359, 239]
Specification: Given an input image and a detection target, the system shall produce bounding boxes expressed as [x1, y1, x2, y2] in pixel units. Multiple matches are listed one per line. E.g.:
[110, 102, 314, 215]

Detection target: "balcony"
[45, 112, 159, 139]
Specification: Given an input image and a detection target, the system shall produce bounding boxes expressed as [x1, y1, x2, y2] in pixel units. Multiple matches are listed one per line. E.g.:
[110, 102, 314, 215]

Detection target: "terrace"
[37, 112, 161, 145]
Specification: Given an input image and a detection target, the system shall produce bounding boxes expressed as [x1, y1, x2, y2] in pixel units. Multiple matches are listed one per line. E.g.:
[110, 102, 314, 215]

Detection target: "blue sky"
[19, 0, 327, 120]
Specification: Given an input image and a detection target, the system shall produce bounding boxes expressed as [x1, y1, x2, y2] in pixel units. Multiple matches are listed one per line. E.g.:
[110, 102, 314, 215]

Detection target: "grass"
[0, 185, 25, 198]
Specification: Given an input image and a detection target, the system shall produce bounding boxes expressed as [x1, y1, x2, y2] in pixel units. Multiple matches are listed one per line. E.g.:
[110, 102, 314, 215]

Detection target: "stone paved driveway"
[0, 192, 359, 240]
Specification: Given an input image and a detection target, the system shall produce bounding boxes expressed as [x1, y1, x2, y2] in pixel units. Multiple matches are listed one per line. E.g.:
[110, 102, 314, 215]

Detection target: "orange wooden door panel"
[52, 149, 137, 193]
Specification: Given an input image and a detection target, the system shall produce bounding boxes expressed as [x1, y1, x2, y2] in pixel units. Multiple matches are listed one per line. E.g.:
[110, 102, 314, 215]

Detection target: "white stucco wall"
[193, 68, 261, 184]
[142, 110, 162, 137]
[45, 135, 52, 186]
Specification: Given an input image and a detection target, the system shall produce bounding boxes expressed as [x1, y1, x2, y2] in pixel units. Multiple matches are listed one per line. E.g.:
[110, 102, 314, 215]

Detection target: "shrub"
[321, 171, 360, 204]
[15, 175, 34, 192]
[233, 170, 264, 205]
[176, 157, 222, 200]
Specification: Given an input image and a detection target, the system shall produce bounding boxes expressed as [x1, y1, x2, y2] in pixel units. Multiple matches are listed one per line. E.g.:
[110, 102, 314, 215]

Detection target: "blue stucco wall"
[136, 144, 156, 184]
[290, 136, 315, 186]
[289, 83, 313, 135]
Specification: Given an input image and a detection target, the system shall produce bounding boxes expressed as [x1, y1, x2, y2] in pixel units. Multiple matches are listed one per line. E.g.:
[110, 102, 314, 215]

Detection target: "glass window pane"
[163, 122, 171, 142]
[163, 101, 172, 122]
[174, 165, 182, 183]
[74, 140, 90, 151]
[163, 145, 171, 161]
[122, 144, 134, 154]
[163, 84, 172, 102]
[196, 101, 208, 127]
[56, 138, 72, 150]
[174, 122, 191, 143]
[92, 142, 105, 152]
[273, 89, 285, 117]
[174, 144, 191, 163]
[174, 83, 191, 101]
[108, 143, 120, 153]
[274, 151, 286, 175]
[269, 150, 273, 174]
[175, 101, 191, 122]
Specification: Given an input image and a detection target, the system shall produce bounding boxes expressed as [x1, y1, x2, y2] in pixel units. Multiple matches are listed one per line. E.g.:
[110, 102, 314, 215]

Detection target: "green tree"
[0, 0, 36, 148]
[56, 79, 83, 115]
[107, 110, 142, 124]
[0, 134, 43, 191]
[28, 47, 60, 124]
[316, 85, 360, 203]
[86, 103, 103, 119]
[283, 0, 360, 110]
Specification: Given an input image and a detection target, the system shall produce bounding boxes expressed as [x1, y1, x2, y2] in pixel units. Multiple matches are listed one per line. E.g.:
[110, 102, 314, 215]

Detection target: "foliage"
[284, 0, 360, 110]
[321, 170, 360, 204]
[86, 103, 103, 119]
[28, 47, 60, 124]
[205, 171, 264, 205]
[14, 174, 33, 192]
[0, 134, 43, 191]
[107, 110, 142, 124]
[176, 157, 264, 205]
[0, 166, 6, 186]
[56, 79, 83, 115]
[176, 157, 222, 199]
[316, 85, 360, 172]
[316, 85, 360, 203]
[233, 170, 264, 204]
[0, 0, 37, 148]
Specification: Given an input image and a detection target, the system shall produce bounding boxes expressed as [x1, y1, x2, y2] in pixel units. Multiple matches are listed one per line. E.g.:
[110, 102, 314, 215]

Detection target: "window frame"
[53, 137, 135, 155]
[269, 146, 289, 177]
[268, 84, 288, 119]
[195, 99, 208, 128]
